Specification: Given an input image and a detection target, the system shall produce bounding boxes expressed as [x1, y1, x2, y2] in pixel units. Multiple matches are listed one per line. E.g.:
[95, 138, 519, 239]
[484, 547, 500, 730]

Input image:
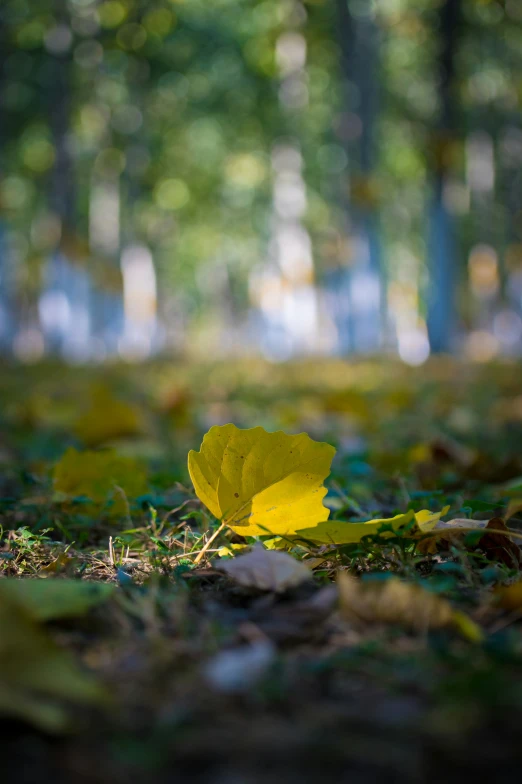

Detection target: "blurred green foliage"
[1, 0, 521, 320]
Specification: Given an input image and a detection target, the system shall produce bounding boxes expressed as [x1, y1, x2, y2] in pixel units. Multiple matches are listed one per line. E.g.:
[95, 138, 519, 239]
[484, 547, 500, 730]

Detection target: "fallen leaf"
[414, 506, 452, 554]
[494, 579, 522, 611]
[414, 505, 451, 532]
[416, 515, 522, 556]
[421, 517, 488, 534]
[74, 385, 142, 446]
[54, 447, 148, 517]
[263, 537, 293, 550]
[217, 543, 249, 557]
[218, 545, 312, 592]
[321, 390, 371, 421]
[477, 518, 522, 568]
[40, 552, 76, 575]
[294, 512, 415, 544]
[287, 506, 449, 547]
[337, 572, 482, 641]
[188, 424, 336, 536]
[0, 579, 115, 621]
[0, 595, 105, 731]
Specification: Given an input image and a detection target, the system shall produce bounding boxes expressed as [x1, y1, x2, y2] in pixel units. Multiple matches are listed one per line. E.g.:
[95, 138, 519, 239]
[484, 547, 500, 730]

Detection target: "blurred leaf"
[188, 424, 336, 536]
[54, 448, 148, 517]
[218, 545, 312, 592]
[415, 505, 451, 532]
[494, 580, 522, 612]
[0, 579, 115, 621]
[337, 572, 482, 641]
[477, 518, 522, 568]
[74, 386, 143, 446]
[417, 515, 521, 556]
[501, 477, 522, 497]
[217, 543, 249, 557]
[0, 596, 105, 732]
[40, 552, 77, 574]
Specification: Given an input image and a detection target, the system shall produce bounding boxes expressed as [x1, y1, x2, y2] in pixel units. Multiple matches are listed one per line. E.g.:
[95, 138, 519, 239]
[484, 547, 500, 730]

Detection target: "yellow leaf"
[0, 596, 105, 731]
[494, 579, 522, 611]
[74, 385, 142, 446]
[218, 545, 312, 592]
[337, 572, 482, 641]
[452, 610, 484, 643]
[54, 447, 148, 517]
[40, 552, 75, 574]
[322, 390, 371, 421]
[263, 537, 292, 550]
[188, 424, 336, 537]
[217, 543, 249, 557]
[408, 443, 432, 464]
[414, 505, 451, 532]
[294, 512, 415, 545]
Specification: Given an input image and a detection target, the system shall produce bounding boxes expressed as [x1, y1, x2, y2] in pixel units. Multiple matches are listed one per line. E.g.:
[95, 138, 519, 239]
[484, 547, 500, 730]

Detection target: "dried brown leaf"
[477, 517, 522, 568]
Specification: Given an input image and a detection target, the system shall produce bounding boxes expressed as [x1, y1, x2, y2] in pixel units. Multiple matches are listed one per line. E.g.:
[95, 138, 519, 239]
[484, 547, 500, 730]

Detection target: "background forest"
[1, 0, 522, 363]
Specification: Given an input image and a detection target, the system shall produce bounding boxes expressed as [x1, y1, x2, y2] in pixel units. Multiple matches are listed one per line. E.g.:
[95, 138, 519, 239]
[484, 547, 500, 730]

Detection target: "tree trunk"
[334, 0, 383, 353]
[427, 0, 461, 353]
[0, 11, 16, 351]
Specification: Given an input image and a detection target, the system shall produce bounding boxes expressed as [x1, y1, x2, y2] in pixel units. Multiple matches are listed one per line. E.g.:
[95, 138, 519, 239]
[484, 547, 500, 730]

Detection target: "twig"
[194, 522, 226, 565]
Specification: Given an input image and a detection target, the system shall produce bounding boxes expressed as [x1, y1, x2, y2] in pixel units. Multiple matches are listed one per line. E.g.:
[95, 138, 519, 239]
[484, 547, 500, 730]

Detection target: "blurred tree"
[335, 0, 383, 352]
[0, 0, 521, 358]
[427, 0, 462, 352]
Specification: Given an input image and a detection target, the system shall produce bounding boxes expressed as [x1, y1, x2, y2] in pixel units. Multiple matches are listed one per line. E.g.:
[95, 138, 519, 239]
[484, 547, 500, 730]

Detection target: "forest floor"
[2, 357, 522, 783]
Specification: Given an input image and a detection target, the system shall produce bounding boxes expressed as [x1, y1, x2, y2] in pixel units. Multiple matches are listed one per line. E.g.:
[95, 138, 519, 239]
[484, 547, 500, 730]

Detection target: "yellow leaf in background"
[218, 545, 312, 592]
[337, 572, 482, 641]
[217, 543, 249, 557]
[294, 512, 415, 545]
[0, 596, 105, 732]
[54, 448, 147, 517]
[322, 390, 371, 421]
[0, 579, 115, 621]
[493, 579, 522, 611]
[188, 424, 336, 536]
[263, 537, 293, 550]
[408, 443, 432, 464]
[74, 384, 142, 446]
[40, 552, 76, 574]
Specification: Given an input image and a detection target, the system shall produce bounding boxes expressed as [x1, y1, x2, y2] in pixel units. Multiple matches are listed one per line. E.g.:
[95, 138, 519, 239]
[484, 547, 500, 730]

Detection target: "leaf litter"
[3, 359, 522, 782]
